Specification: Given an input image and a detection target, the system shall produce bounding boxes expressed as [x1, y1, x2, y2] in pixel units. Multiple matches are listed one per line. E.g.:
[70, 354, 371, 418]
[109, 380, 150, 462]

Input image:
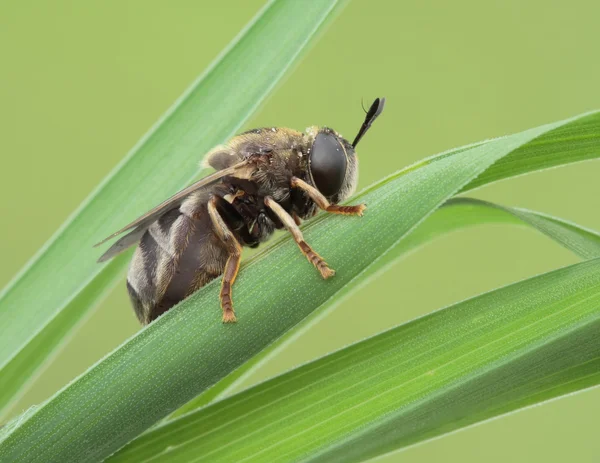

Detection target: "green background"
[1, 1, 599, 461]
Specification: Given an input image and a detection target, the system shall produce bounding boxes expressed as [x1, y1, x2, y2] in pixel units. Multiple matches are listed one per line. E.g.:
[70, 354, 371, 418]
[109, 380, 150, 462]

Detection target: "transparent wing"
[94, 161, 251, 248]
[96, 225, 147, 263]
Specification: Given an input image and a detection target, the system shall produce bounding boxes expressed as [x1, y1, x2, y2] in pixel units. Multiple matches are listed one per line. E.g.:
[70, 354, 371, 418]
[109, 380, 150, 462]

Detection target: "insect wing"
[96, 225, 147, 263]
[94, 161, 251, 248]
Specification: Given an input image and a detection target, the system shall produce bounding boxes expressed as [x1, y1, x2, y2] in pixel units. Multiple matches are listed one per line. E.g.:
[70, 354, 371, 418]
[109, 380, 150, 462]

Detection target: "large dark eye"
[308, 132, 347, 197]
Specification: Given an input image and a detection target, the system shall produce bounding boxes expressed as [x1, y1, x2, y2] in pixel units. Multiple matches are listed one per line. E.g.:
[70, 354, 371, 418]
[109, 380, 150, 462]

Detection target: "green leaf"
[164, 113, 600, 418]
[110, 256, 600, 463]
[397, 196, 600, 262]
[168, 195, 600, 418]
[0, 253, 129, 419]
[0, 109, 598, 461]
[0, 0, 348, 417]
[462, 118, 600, 192]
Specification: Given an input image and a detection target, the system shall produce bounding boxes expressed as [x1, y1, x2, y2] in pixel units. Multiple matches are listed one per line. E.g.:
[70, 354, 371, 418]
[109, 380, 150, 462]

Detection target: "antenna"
[351, 97, 386, 147]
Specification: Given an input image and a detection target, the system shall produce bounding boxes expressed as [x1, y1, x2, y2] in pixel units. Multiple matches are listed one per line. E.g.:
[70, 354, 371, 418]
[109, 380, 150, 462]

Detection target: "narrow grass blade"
[461, 113, 600, 191]
[0, 110, 597, 462]
[111, 257, 600, 463]
[168, 195, 600, 418]
[401, 197, 600, 260]
[163, 112, 600, 418]
[0, 253, 130, 419]
[0, 0, 348, 417]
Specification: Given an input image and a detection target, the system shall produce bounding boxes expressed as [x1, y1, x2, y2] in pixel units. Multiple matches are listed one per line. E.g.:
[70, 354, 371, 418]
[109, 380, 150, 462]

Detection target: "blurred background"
[1, 1, 599, 461]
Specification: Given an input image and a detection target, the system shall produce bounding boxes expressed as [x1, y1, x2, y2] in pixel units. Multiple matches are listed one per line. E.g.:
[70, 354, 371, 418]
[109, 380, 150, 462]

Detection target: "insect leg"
[292, 212, 302, 226]
[208, 196, 242, 323]
[290, 177, 366, 216]
[264, 196, 335, 279]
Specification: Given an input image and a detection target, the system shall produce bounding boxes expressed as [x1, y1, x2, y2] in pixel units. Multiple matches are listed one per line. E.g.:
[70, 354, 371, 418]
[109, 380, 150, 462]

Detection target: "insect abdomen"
[126, 202, 229, 324]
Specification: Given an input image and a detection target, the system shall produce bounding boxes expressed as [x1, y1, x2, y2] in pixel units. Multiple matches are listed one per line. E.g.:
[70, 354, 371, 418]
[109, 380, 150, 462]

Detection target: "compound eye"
[309, 132, 347, 197]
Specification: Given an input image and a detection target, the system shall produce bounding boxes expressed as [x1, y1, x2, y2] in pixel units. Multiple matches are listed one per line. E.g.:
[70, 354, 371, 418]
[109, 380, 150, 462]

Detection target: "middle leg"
[264, 196, 334, 279]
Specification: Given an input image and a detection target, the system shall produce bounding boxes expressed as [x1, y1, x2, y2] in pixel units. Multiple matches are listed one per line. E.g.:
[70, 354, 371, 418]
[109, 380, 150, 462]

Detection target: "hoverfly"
[95, 98, 385, 324]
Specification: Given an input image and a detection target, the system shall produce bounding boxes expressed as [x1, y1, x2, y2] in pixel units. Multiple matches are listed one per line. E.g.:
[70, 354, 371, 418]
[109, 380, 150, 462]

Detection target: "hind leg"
[208, 196, 243, 323]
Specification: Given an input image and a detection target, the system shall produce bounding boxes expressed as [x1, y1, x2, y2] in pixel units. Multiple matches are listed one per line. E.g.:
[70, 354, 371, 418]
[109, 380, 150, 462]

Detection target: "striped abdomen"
[126, 193, 229, 324]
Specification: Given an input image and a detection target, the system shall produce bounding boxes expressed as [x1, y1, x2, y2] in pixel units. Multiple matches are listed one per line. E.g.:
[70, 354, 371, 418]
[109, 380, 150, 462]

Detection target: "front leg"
[290, 177, 366, 216]
[264, 196, 335, 279]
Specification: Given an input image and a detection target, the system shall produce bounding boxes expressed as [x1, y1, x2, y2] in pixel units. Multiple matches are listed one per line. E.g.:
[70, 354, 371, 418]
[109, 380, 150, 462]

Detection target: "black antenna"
[352, 97, 385, 147]
[360, 97, 368, 114]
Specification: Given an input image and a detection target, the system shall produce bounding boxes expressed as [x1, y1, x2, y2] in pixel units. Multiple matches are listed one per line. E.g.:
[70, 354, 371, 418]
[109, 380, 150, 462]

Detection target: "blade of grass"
[0, 0, 349, 418]
[168, 196, 600, 418]
[0, 111, 597, 462]
[398, 196, 600, 261]
[0, 252, 130, 420]
[110, 256, 600, 463]
[462, 116, 600, 192]
[161, 113, 600, 418]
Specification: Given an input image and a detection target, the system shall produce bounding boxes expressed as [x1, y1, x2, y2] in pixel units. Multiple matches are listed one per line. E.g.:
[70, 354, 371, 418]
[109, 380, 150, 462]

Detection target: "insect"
[95, 97, 385, 324]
